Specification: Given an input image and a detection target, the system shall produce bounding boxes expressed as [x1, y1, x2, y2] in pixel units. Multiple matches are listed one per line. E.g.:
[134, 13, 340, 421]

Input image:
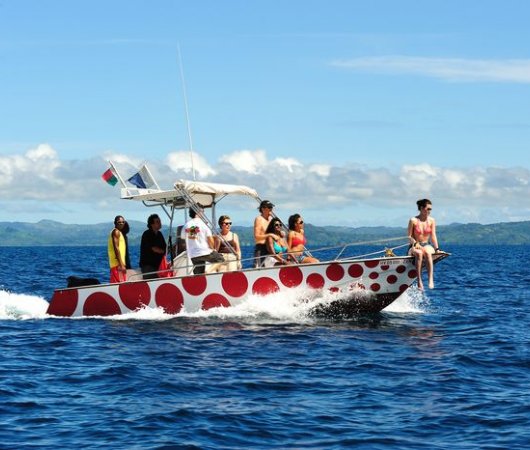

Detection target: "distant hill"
[1, 219, 530, 246]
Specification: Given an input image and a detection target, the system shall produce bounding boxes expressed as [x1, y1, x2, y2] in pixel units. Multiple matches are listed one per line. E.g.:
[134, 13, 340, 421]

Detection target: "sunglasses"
[223, 222, 232, 225]
[297, 221, 304, 225]
[426, 208, 432, 211]
[116, 221, 125, 224]
[274, 223, 282, 227]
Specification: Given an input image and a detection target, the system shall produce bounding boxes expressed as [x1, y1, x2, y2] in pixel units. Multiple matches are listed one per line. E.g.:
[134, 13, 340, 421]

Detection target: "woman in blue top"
[263, 218, 293, 267]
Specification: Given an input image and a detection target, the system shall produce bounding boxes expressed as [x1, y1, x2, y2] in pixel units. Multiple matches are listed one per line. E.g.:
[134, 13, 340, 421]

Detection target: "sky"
[1, 0, 530, 228]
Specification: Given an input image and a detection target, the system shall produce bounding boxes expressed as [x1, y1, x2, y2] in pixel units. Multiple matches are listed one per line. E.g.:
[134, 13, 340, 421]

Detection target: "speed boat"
[47, 179, 449, 318]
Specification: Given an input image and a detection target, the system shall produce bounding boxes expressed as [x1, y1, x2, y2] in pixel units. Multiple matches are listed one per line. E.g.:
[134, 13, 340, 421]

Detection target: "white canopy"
[121, 179, 260, 209]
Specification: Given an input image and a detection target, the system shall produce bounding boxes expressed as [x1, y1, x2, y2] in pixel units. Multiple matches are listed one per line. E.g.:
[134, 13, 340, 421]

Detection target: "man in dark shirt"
[139, 214, 167, 280]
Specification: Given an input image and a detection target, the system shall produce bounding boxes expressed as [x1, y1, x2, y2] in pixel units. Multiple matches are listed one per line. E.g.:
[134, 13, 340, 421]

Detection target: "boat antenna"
[177, 44, 197, 181]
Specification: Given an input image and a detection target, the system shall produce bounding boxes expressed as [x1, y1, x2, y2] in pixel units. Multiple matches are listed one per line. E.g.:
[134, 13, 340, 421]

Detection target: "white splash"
[0, 289, 50, 320]
[383, 286, 429, 313]
[178, 287, 321, 322]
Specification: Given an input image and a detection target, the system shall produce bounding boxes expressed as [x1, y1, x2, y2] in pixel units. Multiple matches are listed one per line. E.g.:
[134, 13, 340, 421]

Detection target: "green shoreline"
[2, 219, 530, 246]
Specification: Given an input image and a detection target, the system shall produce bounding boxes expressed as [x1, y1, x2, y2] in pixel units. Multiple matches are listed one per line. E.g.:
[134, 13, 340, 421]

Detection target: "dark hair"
[189, 204, 204, 219]
[147, 214, 160, 228]
[288, 214, 302, 231]
[218, 215, 231, 227]
[416, 199, 432, 210]
[114, 215, 124, 226]
[265, 218, 283, 234]
[258, 200, 274, 212]
[122, 221, 130, 235]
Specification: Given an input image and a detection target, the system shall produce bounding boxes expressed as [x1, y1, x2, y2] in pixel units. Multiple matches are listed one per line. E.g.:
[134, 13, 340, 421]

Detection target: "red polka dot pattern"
[46, 255, 422, 317]
[252, 277, 280, 295]
[83, 292, 121, 316]
[47, 289, 78, 317]
[202, 294, 231, 310]
[307, 273, 325, 289]
[155, 283, 184, 314]
[119, 281, 151, 311]
[222, 272, 249, 297]
[387, 274, 398, 284]
[182, 275, 207, 295]
[348, 264, 364, 278]
[326, 263, 345, 281]
[279, 266, 303, 287]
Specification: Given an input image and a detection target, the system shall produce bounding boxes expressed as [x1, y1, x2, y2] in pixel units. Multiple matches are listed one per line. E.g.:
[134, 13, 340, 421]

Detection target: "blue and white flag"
[127, 165, 155, 189]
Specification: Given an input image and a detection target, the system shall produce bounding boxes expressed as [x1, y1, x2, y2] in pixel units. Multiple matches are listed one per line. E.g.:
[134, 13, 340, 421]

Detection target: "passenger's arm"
[407, 219, 417, 246]
[431, 220, 439, 251]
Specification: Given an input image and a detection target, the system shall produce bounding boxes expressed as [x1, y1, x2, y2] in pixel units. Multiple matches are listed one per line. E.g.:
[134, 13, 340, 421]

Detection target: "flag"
[101, 168, 118, 186]
[127, 165, 155, 189]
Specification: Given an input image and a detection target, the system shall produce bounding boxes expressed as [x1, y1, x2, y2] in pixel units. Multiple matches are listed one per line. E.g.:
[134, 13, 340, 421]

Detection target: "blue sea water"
[1, 245, 529, 449]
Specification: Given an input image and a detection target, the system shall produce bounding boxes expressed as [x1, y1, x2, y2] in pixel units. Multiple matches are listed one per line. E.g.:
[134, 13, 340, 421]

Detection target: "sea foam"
[0, 289, 49, 320]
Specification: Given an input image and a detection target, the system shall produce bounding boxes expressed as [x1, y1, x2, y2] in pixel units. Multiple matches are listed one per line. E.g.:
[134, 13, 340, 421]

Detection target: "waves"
[0, 289, 49, 320]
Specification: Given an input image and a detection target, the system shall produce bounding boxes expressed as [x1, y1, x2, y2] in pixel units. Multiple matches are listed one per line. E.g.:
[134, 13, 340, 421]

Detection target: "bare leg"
[426, 253, 434, 289]
[415, 251, 424, 290]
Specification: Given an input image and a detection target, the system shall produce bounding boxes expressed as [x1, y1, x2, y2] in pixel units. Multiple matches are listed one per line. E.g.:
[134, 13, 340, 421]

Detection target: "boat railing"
[125, 236, 411, 281]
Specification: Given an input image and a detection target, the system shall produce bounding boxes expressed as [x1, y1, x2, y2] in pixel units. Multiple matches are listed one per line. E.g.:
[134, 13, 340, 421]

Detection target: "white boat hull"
[47, 254, 449, 318]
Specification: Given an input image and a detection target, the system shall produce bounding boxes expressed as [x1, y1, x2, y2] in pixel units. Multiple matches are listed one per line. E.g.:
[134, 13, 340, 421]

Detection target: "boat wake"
[0, 289, 49, 320]
[1, 285, 428, 322]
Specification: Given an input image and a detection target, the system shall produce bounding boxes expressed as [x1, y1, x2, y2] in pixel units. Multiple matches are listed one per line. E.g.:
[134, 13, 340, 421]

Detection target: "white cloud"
[331, 56, 530, 83]
[1, 144, 530, 225]
[166, 151, 216, 178]
[308, 164, 331, 177]
[219, 149, 268, 174]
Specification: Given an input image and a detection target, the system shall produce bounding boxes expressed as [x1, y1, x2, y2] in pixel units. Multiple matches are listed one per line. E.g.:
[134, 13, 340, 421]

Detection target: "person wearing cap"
[253, 199, 279, 267]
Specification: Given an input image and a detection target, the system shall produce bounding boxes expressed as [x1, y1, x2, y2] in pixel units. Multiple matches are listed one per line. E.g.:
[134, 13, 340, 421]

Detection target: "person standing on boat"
[253, 200, 279, 267]
[407, 198, 441, 290]
[139, 214, 167, 280]
[214, 215, 242, 272]
[122, 220, 132, 271]
[108, 215, 127, 283]
[181, 206, 224, 274]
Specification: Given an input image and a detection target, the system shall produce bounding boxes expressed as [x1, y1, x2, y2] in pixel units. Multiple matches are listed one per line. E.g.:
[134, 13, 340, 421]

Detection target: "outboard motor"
[66, 276, 100, 288]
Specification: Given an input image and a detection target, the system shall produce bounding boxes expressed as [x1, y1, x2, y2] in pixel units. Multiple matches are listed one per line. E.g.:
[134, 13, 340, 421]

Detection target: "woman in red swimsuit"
[407, 198, 440, 290]
[287, 214, 319, 264]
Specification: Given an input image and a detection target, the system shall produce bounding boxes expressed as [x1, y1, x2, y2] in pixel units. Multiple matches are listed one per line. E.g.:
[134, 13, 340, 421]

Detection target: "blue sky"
[1, 0, 530, 228]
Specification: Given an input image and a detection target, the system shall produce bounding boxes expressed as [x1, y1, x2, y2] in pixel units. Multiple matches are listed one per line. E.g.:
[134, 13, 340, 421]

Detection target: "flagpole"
[108, 160, 128, 188]
[142, 163, 161, 190]
[177, 44, 197, 181]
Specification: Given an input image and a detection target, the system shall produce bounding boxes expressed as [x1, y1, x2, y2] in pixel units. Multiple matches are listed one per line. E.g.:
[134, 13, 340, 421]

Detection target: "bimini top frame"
[120, 179, 260, 209]
[120, 179, 262, 260]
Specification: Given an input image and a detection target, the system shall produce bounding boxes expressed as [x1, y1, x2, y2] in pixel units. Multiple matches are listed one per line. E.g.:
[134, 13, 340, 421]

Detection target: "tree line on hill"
[1, 219, 530, 246]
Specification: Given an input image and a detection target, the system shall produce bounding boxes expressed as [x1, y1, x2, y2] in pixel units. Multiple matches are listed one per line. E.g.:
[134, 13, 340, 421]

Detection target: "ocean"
[1, 245, 529, 449]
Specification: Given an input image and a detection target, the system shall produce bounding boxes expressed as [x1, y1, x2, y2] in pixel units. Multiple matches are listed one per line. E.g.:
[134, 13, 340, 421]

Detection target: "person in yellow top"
[108, 215, 127, 283]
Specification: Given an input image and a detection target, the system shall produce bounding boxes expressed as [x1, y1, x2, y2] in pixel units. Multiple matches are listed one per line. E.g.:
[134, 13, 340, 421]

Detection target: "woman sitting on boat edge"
[407, 198, 442, 290]
[287, 213, 319, 264]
